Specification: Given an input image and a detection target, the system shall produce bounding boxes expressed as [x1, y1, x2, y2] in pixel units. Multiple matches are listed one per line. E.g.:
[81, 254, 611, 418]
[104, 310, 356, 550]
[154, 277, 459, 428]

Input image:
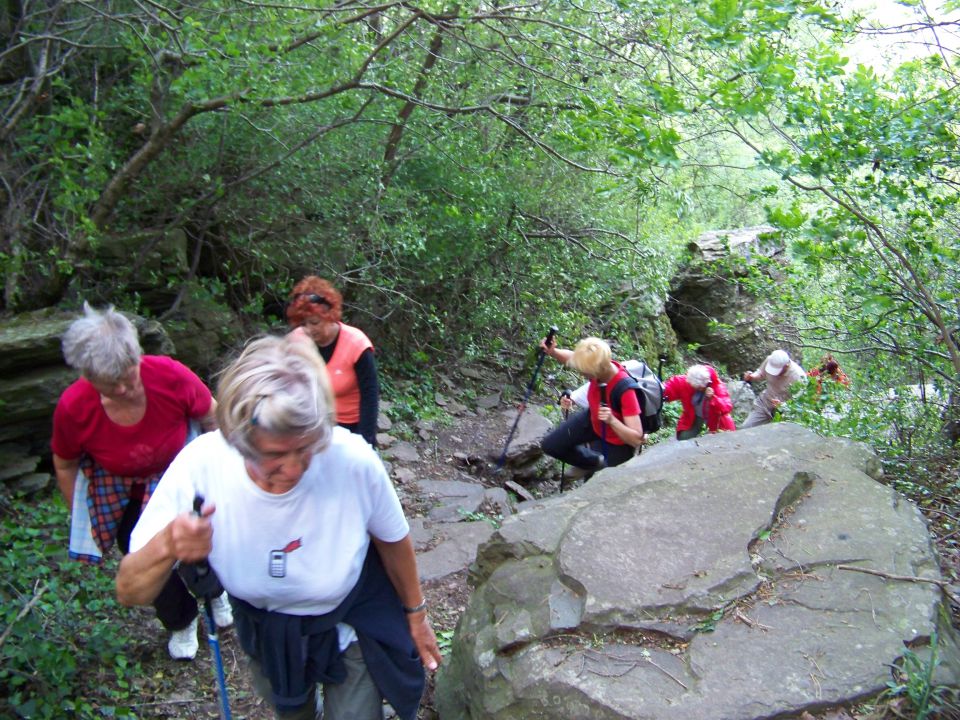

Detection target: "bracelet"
[403, 600, 428, 614]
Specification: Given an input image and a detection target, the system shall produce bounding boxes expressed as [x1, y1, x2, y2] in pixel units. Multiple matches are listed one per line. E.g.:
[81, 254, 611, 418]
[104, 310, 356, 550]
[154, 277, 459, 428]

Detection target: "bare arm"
[53, 454, 80, 509]
[196, 398, 219, 432]
[372, 535, 441, 671]
[541, 337, 574, 366]
[116, 505, 214, 607]
[597, 409, 645, 447]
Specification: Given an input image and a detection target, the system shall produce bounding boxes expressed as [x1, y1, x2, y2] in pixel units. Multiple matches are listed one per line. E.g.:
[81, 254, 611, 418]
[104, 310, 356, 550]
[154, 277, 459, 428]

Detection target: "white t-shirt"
[130, 427, 409, 616]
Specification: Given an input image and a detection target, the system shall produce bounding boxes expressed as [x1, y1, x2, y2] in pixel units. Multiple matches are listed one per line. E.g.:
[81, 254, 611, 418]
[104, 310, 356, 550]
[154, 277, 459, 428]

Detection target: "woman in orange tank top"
[286, 276, 380, 447]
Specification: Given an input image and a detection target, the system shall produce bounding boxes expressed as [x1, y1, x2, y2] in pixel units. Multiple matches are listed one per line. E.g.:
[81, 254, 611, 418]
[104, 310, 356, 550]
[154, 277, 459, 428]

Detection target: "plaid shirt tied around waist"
[75, 456, 162, 564]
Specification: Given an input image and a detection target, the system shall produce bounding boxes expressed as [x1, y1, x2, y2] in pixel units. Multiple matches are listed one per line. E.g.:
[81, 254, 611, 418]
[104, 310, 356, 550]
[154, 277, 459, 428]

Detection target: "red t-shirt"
[51, 355, 213, 476]
[587, 363, 641, 446]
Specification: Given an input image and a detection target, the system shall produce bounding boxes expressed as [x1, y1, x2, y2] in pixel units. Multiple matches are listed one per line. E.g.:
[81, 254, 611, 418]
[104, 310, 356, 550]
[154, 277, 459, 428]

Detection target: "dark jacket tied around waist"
[232, 546, 425, 719]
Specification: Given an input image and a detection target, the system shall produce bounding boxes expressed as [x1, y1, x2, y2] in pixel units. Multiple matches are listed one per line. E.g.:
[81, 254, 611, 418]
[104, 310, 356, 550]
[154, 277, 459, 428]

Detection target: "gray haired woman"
[663, 363, 736, 439]
[51, 302, 227, 660]
[117, 335, 440, 720]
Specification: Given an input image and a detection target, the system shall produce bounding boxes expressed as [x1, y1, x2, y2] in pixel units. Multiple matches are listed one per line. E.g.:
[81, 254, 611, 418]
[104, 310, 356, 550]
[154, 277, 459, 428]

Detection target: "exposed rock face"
[160, 284, 246, 378]
[666, 226, 797, 370]
[436, 423, 959, 720]
[493, 407, 554, 480]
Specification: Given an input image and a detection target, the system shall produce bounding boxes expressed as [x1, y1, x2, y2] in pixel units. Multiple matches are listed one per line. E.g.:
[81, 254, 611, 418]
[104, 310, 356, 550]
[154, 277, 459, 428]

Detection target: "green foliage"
[689, 607, 726, 634]
[0, 497, 140, 719]
[436, 628, 456, 656]
[883, 632, 957, 720]
[457, 508, 502, 529]
[380, 374, 457, 439]
[4, 0, 959, 486]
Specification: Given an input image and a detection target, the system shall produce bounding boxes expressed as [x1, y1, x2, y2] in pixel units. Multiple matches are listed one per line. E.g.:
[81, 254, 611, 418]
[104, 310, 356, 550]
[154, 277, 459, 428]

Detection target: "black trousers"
[116, 491, 198, 632]
[541, 409, 637, 470]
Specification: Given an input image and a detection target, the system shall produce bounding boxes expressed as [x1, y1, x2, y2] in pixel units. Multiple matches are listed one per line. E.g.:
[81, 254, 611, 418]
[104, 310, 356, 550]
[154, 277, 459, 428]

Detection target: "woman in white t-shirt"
[116, 335, 440, 720]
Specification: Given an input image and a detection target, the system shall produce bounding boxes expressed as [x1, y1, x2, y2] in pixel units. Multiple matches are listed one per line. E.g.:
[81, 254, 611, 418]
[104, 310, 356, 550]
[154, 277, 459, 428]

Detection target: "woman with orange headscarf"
[808, 354, 850, 395]
[286, 276, 379, 447]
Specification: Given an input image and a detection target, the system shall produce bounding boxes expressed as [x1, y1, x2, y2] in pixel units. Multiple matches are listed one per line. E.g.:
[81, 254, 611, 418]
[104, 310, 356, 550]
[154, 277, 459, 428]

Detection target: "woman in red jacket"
[663, 364, 736, 440]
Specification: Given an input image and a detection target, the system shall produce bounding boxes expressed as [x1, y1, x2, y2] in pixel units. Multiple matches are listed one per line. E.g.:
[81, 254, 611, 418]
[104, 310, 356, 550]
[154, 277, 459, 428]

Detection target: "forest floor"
[88, 390, 960, 720]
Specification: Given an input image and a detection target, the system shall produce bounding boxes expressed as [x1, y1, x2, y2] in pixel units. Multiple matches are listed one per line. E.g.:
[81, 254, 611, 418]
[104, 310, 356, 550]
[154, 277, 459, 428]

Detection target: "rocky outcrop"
[666, 226, 797, 370]
[435, 423, 959, 720]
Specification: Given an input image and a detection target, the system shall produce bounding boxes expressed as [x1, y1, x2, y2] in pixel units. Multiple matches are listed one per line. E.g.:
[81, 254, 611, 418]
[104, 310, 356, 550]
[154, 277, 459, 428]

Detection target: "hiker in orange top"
[808, 354, 850, 395]
[286, 276, 379, 448]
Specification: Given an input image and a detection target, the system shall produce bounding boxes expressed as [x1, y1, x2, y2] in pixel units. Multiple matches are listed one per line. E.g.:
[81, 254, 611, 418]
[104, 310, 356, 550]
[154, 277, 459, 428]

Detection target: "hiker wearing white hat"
[741, 349, 806, 428]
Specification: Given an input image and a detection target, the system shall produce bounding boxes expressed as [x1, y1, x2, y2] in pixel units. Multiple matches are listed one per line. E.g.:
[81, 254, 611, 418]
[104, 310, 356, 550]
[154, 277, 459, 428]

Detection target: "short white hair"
[61, 302, 142, 383]
[216, 335, 336, 459]
[686, 364, 712, 389]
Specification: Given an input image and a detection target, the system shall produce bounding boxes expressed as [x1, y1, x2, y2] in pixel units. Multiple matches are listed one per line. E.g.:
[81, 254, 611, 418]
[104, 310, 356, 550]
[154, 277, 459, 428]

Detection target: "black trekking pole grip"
[192, 495, 211, 578]
[179, 495, 222, 599]
[598, 383, 608, 465]
[540, 325, 559, 357]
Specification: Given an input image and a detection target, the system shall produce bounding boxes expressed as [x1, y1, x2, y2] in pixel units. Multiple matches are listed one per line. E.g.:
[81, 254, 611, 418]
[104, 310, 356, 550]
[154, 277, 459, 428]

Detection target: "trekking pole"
[496, 326, 559, 469]
[559, 389, 571, 492]
[185, 495, 232, 720]
[598, 383, 609, 466]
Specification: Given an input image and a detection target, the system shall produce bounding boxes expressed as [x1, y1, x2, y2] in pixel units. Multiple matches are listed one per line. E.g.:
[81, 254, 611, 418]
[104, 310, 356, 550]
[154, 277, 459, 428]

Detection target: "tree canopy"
[2, 0, 958, 386]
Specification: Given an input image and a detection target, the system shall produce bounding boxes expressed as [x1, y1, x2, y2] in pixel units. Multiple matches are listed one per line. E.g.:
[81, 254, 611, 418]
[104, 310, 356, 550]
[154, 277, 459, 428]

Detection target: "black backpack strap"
[609, 375, 642, 415]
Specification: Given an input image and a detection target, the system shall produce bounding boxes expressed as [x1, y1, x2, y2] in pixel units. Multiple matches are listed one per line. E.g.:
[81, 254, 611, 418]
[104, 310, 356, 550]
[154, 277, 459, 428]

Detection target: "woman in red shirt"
[540, 336, 645, 473]
[51, 303, 228, 660]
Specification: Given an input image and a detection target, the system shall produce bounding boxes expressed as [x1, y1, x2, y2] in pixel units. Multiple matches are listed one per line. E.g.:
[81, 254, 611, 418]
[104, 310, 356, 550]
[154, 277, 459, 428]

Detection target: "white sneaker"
[168, 616, 199, 660]
[211, 592, 233, 628]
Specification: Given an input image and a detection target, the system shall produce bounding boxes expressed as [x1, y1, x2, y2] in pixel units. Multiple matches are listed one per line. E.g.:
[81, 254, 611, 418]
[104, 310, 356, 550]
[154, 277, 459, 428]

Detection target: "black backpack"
[606, 361, 665, 434]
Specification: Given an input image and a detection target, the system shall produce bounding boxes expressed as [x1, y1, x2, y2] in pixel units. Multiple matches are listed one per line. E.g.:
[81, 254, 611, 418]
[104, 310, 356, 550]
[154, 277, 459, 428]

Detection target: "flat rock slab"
[420, 478, 487, 522]
[418, 521, 497, 582]
[497, 407, 553, 466]
[436, 423, 959, 720]
[417, 478, 514, 524]
[381, 440, 420, 463]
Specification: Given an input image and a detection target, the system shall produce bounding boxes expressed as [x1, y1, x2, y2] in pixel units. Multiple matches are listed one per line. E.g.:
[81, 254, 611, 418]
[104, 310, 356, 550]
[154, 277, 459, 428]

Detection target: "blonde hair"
[686, 365, 712, 389]
[568, 337, 611, 378]
[216, 335, 336, 459]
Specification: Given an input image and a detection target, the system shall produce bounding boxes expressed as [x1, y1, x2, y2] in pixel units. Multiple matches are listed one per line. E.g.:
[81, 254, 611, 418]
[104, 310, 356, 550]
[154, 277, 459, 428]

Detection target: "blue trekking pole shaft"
[497, 325, 559, 469]
[200, 599, 231, 720]
[192, 496, 232, 720]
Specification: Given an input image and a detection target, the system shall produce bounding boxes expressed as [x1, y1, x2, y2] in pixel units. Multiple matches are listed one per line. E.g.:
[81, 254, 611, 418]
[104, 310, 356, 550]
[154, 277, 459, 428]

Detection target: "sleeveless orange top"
[325, 323, 373, 424]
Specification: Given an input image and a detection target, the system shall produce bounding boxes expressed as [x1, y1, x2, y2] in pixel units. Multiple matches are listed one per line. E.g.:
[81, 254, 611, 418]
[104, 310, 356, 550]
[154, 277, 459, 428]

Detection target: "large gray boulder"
[436, 423, 959, 720]
[666, 226, 797, 370]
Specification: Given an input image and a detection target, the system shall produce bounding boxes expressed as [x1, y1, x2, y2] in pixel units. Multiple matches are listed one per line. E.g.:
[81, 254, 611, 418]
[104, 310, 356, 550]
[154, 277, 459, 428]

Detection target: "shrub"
[0, 496, 140, 719]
